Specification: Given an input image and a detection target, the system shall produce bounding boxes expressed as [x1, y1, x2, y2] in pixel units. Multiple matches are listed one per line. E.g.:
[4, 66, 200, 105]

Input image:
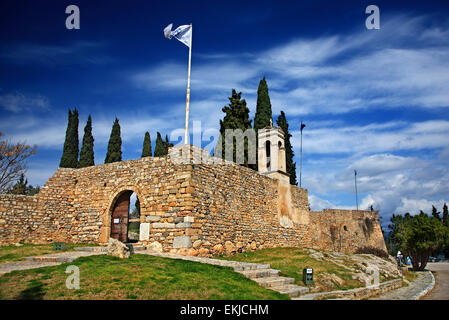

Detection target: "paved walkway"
[422, 262, 449, 300]
[0, 251, 104, 275]
[370, 271, 434, 300]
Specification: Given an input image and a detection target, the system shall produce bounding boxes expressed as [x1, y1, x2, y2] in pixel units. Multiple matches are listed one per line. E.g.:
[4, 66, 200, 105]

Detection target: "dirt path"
[422, 262, 449, 300]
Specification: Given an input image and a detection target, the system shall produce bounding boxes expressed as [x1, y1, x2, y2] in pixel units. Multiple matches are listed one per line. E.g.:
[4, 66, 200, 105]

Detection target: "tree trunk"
[410, 251, 420, 271]
[418, 250, 430, 271]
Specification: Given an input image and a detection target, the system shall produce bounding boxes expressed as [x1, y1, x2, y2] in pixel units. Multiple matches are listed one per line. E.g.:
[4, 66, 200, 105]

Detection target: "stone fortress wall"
[0, 142, 387, 256]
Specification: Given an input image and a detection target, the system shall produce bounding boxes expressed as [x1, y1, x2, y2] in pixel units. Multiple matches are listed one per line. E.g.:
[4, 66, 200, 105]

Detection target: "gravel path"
[370, 271, 434, 300]
[422, 262, 449, 300]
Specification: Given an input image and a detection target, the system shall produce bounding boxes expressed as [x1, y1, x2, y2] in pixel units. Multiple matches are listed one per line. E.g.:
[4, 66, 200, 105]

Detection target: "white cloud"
[0, 92, 49, 112]
[2, 41, 113, 66]
[290, 120, 449, 155]
[395, 198, 448, 216]
[308, 194, 337, 211]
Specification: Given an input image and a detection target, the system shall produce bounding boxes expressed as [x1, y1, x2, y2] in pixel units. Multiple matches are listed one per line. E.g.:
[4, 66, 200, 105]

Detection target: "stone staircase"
[234, 265, 309, 298]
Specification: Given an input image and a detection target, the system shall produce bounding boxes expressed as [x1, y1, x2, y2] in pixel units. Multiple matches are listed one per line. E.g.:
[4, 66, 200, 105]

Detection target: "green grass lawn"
[0, 254, 290, 300]
[0, 243, 95, 263]
[219, 247, 365, 292]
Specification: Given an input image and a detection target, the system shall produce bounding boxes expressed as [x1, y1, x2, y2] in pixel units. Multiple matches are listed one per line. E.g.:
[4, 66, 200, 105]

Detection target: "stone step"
[239, 268, 280, 279]
[270, 284, 310, 297]
[254, 276, 295, 288]
[233, 264, 270, 271]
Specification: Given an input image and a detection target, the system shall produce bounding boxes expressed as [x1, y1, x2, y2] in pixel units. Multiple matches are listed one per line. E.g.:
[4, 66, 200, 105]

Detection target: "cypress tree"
[217, 89, 252, 167]
[277, 111, 298, 185]
[141, 131, 152, 157]
[154, 132, 166, 157]
[135, 197, 140, 215]
[432, 205, 441, 221]
[253, 77, 273, 170]
[78, 115, 95, 168]
[164, 135, 173, 154]
[442, 203, 448, 227]
[104, 117, 122, 164]
[253, 76, 273, 132]
[59, 108, 79, 168]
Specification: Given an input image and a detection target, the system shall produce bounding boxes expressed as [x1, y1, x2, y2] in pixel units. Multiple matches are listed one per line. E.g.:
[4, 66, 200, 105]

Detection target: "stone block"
[173, 235, 192, 248]
[139, 223, 150, 241]
[146, 241, 163, 252]
[146, 216, 161, 222]
[175, 222, 192, 228]
[192, 240, 202, 248]
[152, 222, 175, 229]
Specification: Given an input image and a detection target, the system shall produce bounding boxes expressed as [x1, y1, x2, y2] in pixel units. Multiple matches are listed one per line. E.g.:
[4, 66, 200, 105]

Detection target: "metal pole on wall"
[184, 23, 192, 145]
[300, 121, 305, 188]
[354, 169, 359, 210]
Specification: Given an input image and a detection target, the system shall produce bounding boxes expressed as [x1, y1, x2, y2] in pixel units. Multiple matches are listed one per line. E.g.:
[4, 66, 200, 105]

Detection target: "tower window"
[266, 141, 271, 170]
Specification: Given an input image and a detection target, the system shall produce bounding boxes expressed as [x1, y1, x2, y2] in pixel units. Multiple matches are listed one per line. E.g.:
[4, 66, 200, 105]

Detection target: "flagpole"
[354, 170, 359, 211]
[184, 23, 192, 145]
[300, 123, 303, 188]
[299, 121, 305, 188]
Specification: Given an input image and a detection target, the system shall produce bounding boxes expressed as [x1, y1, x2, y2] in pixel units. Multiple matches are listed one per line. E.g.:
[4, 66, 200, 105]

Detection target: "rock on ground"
[107, 238, 130, 259]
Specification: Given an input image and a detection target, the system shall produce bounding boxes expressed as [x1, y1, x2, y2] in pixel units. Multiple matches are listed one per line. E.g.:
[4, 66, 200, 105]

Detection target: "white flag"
[163, 23, 191, 48]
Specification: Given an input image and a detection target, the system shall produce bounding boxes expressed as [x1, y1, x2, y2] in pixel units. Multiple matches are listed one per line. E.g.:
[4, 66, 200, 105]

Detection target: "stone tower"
[258, 124, 289, 183]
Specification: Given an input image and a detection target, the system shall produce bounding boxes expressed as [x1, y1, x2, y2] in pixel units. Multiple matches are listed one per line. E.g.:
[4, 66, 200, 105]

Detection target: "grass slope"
[0, 254, 289, 300]
[219, 247, 365, 292]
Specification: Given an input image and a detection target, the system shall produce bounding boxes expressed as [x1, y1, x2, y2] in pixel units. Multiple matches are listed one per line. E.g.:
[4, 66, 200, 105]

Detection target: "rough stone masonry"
[0, 127, 387, 257]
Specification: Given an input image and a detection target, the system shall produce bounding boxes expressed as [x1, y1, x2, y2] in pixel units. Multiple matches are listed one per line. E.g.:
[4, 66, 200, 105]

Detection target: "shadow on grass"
[17, 280, 45, 300]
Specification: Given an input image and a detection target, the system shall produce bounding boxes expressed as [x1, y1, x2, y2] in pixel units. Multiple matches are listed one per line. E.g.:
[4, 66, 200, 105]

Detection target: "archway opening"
[265, 140, 271, 171]
[110, 190, 140, 243]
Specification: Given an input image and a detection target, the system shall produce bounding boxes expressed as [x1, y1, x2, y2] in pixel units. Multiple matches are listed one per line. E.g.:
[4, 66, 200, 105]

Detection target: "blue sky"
[1, 0, 448, 227]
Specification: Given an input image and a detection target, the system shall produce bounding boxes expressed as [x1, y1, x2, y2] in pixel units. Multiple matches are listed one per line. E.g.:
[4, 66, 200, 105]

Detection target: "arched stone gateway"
[107, 190, 140, 243]
[0, 142, 388, 255]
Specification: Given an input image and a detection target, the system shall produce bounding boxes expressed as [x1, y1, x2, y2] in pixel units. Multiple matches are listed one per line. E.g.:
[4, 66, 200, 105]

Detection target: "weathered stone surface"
[213, 244, 223, 254]
[225, 241, 236, 254]
[107, 238, 130, 259]
[192, 240, 202, 248]
[198, 248, 210, 256]
[146, 241, 163, 252]
[250, 241, 257, 250]
[173, 236, 192, 248]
